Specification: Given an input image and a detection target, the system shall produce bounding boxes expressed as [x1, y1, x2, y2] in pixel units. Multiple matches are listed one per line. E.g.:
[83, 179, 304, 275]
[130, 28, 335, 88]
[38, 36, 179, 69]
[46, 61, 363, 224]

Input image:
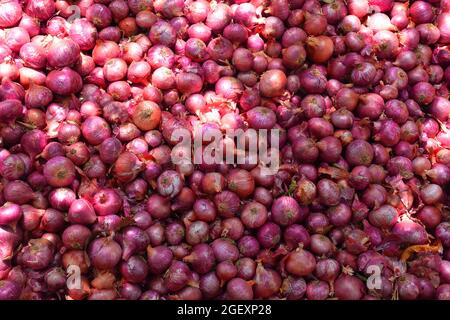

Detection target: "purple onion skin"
[164, 261, 191, 293]
[0, 0, 448, 302]
[334, 274, 366, 300]
[88, 238, 122, 270]
[118, 226, 150, 260]
[0, 280, 21, 300]
[18, 238, 54, 271]
[0, 203, 22, 226]
[147, 245, 173, 275]
[281, 276, 307, 300]
[306, 280, 330, 300]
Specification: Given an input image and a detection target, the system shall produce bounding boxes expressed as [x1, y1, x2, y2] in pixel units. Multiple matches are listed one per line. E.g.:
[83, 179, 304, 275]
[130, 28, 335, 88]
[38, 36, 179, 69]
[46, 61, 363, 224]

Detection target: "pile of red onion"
[0, 0, 449, 300]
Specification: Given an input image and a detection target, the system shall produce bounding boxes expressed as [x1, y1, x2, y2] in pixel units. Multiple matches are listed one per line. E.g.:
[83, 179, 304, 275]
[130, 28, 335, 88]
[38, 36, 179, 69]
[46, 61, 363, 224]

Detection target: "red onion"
[88, 237, 122, 270]
[0, 203, 22, 226]
[120, 255, 148, 284]
[306, 36, 334, 64]
[215, 76, 242, 100]
[335, 274, 366, 300]
[46, 68, 82, 96]
[271, 196, 306, 226]
[254, 264, 281, 298]
[43, 156, 76, 187]
[0, 99, 22, 124]
[68, 195, 97, 224]
[410, 1, 434, 25]
[93, 188, 122, 216]
[226, 278, 253, 300]
[24, 84, 52, 109]
[18, 238, 54, 270]
[0, 0, 448, 302]
[164, 261, 190, 292]
[306, 280, 330, 300]
[205, 3, 231, 32]
[0, 0, 22, 27]
[437, 13, 450, 44]
[68, 199, 97, 225]
[25, 0, 55, 21]
[49, 188, 76, 211]
[259, 70, 287, 97]
[284, 249, 316, 277]
[47, 38, 80, 68]
[5, 27, 30, 53]
[116, 226, 149, 260]
[62, 224, 92, 249]
[227, 169, 255, 199]
[0, 154, 26, 181]
[392, 219, 428, 245]
[417, 206, 441, 229]
[19, 42, 45, 70]
[300, 67, 327, 94]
